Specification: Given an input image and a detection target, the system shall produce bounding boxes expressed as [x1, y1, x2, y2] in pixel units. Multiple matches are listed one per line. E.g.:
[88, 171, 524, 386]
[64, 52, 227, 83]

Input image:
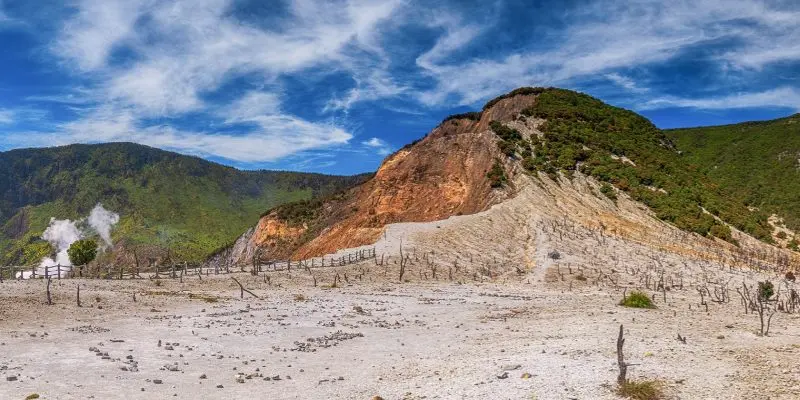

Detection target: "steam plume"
[18, 204, 120, 278]
[88, 204, 120, 248]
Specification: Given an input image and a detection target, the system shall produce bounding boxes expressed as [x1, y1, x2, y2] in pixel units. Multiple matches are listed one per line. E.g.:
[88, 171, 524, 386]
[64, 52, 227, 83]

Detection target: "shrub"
[785, 271, 795, 282]
[617, 379, 664, 400]
[777, 231, 787, 239]
[758, 281, 774, 301]
[482, 87, 550, 111]
[620, 291, 655, 309]
[789, 240, 799, 251]
[600, 183, 617, 201]
[442, 111, 482, 123]
[293, 293, 307, 301]
[487, 160, 508, 188]
[709, 223, 734, 242]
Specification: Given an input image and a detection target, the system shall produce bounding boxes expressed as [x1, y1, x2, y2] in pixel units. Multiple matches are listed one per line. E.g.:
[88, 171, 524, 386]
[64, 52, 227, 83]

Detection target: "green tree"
[68, 239, 98, 267]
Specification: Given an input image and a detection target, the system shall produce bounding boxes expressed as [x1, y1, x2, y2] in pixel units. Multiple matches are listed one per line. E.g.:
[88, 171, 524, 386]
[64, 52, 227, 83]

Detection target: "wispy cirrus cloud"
[642, 87, 800, 112]
[361, 136, 392, 155]
[0, 109, 14, 124]
[1, 0, 800, 173]
[415, 0, 800, 111]
[34, 0, 403, 163]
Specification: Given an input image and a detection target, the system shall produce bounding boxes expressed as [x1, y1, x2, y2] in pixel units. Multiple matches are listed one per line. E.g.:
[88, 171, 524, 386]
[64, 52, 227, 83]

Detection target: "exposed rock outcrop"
[220, 92, 541, 265]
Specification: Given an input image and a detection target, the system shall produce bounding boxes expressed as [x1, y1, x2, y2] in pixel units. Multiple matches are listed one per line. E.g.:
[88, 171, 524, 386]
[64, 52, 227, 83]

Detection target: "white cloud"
[361, 137, 392, 155]
[30, 92, 351, 162]
[54, 0, 148, 71]
[606, 73, 649, 93]
[10, 0, 799, 164]
[416, 0, 800, 106]
[642, 87, 800, 112]
[325, 68, 407, 112]
[45, 0, 403, 161]
[0, 109, 14, 124]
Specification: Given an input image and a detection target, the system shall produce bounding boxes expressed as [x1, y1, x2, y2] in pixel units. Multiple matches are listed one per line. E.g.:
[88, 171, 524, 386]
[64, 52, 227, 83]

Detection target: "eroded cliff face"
[226, 92, 541, 264]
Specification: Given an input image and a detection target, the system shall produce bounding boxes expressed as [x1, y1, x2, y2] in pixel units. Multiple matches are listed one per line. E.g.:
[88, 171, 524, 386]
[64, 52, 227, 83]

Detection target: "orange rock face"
[248, 93, 540, 261]
[251, 219, 306, 248]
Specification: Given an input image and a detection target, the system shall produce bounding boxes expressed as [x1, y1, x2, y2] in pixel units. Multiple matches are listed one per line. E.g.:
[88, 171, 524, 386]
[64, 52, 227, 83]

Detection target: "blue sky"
[0, 0, 798, 175]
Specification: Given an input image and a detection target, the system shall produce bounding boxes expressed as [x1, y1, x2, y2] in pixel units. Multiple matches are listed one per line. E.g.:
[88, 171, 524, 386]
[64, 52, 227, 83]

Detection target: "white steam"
[40, 218, 83, 269]
[18, 204, 120, 278]
[88, 204, 120, 248]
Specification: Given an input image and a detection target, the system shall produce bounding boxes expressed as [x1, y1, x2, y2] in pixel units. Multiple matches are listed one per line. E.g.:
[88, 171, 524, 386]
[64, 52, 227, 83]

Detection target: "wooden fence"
[0, 248, 377, 281]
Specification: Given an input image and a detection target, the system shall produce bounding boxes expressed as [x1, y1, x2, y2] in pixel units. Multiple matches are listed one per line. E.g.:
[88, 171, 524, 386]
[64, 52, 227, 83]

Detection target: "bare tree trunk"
[231, 277, 260, 299]
[617, 324, 627, 385]
[399, 244, 406, 282]
[46, 277, 53, 306]
[76, 284, 81, 307]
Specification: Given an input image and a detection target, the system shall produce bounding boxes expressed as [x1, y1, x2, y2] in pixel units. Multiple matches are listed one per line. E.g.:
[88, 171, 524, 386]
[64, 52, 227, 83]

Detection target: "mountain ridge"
[217, 87, 792, 267]
[0, 142, 367, 265]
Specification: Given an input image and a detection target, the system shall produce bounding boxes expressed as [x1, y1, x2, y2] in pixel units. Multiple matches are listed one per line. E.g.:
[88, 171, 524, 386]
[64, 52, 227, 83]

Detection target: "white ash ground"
[2, 263, 799, 400]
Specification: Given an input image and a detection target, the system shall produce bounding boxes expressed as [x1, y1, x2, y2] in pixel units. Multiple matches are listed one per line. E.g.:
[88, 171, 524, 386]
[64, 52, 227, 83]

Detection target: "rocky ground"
[2, 261, 800, 400]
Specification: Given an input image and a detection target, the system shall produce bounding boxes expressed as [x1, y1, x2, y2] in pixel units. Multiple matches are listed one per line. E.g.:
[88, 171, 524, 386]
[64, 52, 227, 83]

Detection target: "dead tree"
[231, 277, 260, 299]
[399, 244, 407, 282]
[46, 277, 53, 305]
[617, 324, 627, 385]
[738, 281, 778, 336]
[756, 291, 777, 336]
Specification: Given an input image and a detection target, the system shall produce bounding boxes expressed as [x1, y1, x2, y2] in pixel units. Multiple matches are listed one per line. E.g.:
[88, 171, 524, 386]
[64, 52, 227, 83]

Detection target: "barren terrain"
[3, 174, 800, 399]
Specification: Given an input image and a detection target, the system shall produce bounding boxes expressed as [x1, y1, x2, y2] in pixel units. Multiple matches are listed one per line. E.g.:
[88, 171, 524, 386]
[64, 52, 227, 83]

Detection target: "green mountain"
[0, 142, 366, 265]
[479, 88, 773, 243]
[666, 114, 800, 238]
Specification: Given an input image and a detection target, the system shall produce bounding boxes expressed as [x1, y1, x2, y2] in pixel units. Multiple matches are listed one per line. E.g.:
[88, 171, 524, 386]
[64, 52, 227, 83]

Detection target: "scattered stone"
[496, 372, 509, 379]
[153, 379, 163, 384]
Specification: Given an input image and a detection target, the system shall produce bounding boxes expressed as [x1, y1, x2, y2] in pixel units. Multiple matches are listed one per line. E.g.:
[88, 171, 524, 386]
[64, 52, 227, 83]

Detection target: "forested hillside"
[667, 114, 800, 242]
[0, 143, 366, 265]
